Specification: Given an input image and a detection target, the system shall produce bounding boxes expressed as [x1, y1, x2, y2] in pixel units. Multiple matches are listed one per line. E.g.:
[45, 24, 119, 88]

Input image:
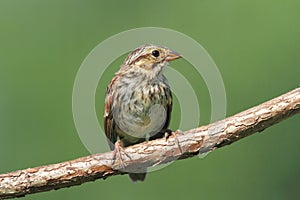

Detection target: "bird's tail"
[128, 172, 147, 182]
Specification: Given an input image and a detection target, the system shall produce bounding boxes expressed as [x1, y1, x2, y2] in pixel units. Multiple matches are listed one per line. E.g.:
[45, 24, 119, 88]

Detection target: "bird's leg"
[112, 140, 131, 169]
[164, 129, 184, 155]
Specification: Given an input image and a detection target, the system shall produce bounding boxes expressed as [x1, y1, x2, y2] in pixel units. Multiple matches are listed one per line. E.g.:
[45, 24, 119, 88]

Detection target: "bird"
[104, 44, 181, 182]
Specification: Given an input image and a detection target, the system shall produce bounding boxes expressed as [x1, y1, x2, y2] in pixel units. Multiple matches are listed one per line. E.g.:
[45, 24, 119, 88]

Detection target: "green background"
[1, 0, 299, 200]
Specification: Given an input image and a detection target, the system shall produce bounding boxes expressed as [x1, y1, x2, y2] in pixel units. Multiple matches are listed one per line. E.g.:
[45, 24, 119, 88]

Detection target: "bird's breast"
[112, 78, 171, 139]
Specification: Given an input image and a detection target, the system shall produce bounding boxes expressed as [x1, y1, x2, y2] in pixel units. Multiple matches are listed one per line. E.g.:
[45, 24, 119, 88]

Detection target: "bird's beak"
[166, 50, 182, 61]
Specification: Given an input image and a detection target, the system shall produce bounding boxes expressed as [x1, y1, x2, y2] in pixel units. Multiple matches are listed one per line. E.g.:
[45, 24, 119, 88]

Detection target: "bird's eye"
[151, 50, 160, 58]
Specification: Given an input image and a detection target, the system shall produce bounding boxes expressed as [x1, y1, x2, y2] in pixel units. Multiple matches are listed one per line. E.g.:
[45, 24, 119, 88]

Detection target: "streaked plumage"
[104, 44, 181, 182]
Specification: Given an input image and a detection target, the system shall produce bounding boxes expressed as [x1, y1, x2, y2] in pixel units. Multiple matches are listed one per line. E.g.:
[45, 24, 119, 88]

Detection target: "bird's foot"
[112, 140, 131, 169]
[164, 129, 184, 154]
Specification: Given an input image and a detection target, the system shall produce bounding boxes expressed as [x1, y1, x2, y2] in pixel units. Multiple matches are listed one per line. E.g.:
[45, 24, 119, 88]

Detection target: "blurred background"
[0, 0, 299, 200]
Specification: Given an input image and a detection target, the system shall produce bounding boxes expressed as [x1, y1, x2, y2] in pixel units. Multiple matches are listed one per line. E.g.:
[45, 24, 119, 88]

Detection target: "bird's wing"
[162, 86, 173, 131]
[104, 76, 118, 150]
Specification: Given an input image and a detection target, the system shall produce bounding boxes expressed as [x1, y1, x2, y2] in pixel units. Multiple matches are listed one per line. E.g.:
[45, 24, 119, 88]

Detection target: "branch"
[1, 88, 300, 199]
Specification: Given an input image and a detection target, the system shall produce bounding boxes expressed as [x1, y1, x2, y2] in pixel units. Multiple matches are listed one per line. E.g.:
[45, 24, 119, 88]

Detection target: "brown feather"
[104, 76, 119, 150]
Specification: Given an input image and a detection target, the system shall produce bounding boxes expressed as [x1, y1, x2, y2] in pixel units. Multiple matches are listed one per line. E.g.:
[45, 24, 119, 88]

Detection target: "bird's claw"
[112, 140, 131, 169]
[164, 129, 184, 154]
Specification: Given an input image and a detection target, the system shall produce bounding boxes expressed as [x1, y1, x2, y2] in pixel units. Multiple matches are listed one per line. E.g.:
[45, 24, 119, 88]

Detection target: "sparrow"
[104, 44, 181, 182]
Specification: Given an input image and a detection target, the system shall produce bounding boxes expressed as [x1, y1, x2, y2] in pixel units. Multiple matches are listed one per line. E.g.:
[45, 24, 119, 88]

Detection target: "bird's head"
[123, 44, 181, 71]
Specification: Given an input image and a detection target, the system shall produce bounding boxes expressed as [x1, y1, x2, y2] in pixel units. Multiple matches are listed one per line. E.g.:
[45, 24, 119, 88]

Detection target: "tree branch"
[1, 88, 300, 199]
